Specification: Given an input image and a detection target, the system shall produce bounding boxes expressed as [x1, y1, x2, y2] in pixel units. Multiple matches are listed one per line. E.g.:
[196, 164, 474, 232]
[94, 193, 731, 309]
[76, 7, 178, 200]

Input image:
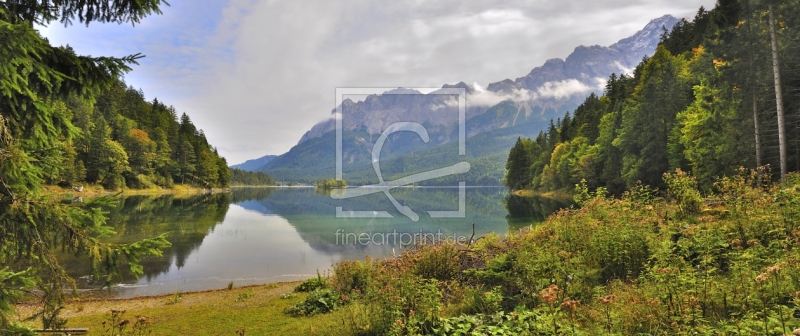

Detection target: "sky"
[38, 0, 716, 165]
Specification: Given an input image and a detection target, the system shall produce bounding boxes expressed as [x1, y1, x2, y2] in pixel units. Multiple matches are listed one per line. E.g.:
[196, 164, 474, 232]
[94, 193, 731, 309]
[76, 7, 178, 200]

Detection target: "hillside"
[51, 79, 230, 190]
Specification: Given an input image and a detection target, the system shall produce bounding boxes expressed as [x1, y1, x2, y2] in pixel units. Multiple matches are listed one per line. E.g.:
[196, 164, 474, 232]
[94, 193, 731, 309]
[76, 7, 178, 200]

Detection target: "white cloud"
[536, 79, 594, 100]
[467, 88, 533, 107]
[614, 61, 636, 76]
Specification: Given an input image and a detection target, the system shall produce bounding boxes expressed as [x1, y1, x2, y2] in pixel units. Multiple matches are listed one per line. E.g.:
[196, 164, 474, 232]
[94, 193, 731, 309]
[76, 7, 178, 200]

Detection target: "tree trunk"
[747, 0, 762, 168]
[768, 4, 788, 180]
[753, 92, 762, 167]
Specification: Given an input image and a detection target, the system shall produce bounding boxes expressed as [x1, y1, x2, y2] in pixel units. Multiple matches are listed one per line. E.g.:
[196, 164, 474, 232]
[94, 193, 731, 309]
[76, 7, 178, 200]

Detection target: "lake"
[62, 187, 569, 298]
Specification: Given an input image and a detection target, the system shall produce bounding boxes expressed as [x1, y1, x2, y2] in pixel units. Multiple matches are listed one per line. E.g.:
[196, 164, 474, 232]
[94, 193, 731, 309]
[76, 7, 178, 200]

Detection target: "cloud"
[38, 0, 717, 164]
[536, 79, 595, 100]
[467, 88, 533, 107]
[614, 61, 636, 76]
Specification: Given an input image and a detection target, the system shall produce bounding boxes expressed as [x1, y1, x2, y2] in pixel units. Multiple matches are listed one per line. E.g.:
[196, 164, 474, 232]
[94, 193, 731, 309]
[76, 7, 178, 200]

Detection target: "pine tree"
[504, 137, 534, 191]
[616, 46, 692, 188]
[0, 1, 171, 330]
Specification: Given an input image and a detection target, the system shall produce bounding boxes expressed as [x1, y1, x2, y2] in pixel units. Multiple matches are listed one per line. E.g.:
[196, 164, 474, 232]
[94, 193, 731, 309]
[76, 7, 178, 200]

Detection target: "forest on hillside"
[506, 0, 800, 194]
[230, 168, 275, 186]
[53, 79, 230, 190]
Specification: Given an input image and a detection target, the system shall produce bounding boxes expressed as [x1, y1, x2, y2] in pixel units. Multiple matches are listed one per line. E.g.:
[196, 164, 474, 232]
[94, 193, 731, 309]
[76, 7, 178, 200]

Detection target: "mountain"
[485, 14, 679, 109]
[230, 155, 277, 172]
[257, 15, 679, 184]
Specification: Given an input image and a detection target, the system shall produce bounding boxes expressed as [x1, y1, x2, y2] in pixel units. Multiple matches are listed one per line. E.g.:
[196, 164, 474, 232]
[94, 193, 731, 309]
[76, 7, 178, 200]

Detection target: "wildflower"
[598, 294, 616, 304]
[560, 298, 580, 312]
[767, 262, 786, 274]
[689, 296, 700, 306]
[539, 284, 560, 305]
[755, 273, 769, 283]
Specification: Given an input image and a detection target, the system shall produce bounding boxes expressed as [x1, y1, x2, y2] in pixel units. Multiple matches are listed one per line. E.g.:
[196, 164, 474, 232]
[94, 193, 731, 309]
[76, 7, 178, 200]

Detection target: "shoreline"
[41, 184, 232, 199]
[17, 280, 305, 306]
[12, 281, 330, 335]
[512, 188, 572, 200]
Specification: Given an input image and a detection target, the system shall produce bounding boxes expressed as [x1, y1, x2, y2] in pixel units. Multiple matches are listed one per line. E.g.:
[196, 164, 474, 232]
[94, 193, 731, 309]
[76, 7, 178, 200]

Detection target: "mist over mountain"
[257, 15, 678, 184]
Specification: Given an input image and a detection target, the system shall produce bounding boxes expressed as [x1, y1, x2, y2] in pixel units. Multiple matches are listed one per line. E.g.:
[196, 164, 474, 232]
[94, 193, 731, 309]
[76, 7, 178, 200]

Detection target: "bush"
[664, 169, 702, 219]
[449, 286, 504, 316]
[437, 310, 542, 336]
[410, 245, 461, 282]
[295, 272, 328, 292]
[332, 259, 372, 294]
[284, 289, 342, 316]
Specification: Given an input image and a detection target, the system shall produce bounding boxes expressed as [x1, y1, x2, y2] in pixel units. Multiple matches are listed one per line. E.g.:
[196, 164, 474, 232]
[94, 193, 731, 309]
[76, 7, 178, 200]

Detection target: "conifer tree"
[0, 1, 171, 331]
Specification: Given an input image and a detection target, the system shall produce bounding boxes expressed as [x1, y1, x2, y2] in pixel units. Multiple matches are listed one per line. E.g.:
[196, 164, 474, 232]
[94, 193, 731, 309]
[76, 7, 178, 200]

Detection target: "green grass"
[17, 283, 351, 335]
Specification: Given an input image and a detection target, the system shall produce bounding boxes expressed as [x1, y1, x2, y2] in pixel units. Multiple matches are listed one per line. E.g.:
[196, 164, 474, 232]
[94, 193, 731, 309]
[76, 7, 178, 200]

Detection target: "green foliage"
[315, 178, 346, 189]
[295, 272, 328, 293]
[284, 289, 343, 317]
[664, 169, 703, 219]
[437, 310, 542, 336]
[165, 291, 182, 305]
[331, 259, 373, 294]
[504, 137, 536, 190]
[235, 290, 254, 302]
[230, 168, 275, 186]
[410, 245, 461, 282]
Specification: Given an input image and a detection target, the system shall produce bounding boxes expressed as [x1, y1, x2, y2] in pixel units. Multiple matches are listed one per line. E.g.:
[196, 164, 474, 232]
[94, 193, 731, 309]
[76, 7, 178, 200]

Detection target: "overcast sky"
[38, 0, 715, 164]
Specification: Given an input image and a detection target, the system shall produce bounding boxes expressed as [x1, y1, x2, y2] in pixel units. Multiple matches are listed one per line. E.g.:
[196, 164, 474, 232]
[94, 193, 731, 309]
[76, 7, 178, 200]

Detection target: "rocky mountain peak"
[610, 14, 679, 65]
[441, 81, 476, 94]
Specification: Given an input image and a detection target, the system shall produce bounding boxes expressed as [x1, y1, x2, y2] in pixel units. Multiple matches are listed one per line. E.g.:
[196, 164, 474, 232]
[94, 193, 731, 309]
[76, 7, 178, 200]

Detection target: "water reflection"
[62, 187, 568, 297]
[505, 193, 574, 230]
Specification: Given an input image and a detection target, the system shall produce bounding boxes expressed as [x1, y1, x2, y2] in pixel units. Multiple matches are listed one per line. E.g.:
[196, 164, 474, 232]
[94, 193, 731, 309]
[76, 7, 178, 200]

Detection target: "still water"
[62, 187, 569, 298]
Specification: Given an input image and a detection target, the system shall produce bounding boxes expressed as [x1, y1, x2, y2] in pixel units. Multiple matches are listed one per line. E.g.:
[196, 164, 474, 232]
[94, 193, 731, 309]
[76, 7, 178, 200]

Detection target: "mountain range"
[230, 154, 277, 171]
[231, 15, 679, 185]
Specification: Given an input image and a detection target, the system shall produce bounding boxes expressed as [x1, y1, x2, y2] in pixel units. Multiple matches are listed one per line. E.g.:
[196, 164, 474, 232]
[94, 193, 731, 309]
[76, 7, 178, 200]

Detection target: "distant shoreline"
[41, 185, 231, 198]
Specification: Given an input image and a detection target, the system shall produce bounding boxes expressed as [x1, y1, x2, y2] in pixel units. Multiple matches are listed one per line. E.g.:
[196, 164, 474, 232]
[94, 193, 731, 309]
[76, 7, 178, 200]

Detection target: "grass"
[15, 282, 349, 335]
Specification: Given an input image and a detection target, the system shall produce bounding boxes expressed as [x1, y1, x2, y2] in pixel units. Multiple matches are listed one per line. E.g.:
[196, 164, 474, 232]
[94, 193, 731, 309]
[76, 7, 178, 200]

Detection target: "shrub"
[410, 245, 461, 282]
[332, 259, 372, 294]
[437, 310, 542, 336]
[295, 272, 328, 292]
[449, 286, 504, 316]
[284, 289, 342, 316]
[664, 169, 702, 219]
